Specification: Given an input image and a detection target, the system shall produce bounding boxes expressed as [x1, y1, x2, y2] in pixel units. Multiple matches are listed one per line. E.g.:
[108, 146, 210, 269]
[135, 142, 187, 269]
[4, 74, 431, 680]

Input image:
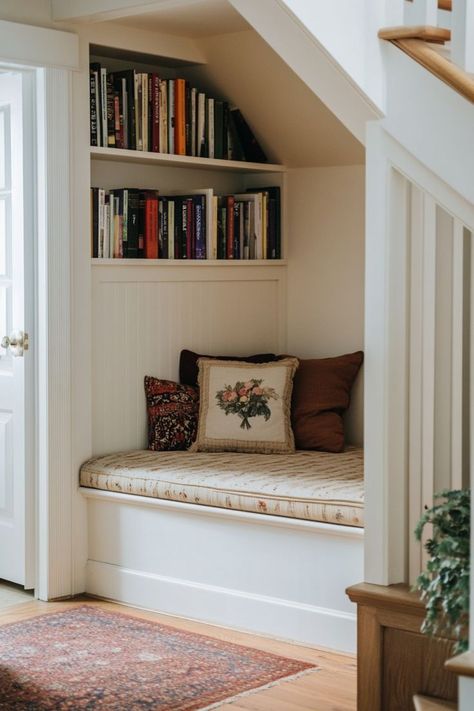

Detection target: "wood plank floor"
[0, 597, 356, 711]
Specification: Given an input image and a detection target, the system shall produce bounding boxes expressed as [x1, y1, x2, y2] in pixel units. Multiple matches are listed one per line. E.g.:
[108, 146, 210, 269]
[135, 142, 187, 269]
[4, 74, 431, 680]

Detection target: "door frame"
[0, 20, 79, 600]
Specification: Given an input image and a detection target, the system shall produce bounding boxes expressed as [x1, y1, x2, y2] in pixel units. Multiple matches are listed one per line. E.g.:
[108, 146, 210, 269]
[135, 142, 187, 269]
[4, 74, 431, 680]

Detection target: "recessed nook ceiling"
[114, 0, 250, 38]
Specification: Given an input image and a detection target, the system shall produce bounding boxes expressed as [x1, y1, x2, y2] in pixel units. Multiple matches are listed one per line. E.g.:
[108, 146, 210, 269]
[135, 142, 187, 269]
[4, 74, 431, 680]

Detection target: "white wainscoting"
[91, 263, 287, 455]
[82, 488, 363, 653]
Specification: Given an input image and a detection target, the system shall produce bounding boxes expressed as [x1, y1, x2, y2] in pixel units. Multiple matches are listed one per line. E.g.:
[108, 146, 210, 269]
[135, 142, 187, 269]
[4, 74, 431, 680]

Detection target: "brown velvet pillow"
[290, 351, 364, 453]
[179, 349, 277, 388]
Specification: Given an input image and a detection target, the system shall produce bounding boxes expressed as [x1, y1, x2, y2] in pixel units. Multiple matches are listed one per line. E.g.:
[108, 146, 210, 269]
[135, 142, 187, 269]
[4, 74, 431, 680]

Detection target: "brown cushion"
[144, 376, 199, 451]
[179, 349, 277, 387]
[290, 351, 364, 453]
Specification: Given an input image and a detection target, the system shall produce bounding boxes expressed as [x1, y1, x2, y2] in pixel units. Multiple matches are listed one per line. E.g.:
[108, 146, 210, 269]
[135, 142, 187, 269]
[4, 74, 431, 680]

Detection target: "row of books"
[90, 63, 267, 163]
[91, 186, 281, 260]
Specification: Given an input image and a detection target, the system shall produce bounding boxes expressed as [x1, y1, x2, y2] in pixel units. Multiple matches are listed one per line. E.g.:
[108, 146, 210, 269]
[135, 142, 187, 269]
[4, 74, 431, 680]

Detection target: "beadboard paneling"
[92, 264, 286, 455]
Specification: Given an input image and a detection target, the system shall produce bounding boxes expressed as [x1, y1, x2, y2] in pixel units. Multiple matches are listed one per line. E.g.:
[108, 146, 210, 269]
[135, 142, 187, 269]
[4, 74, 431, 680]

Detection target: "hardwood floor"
[0, 597, 356, 711]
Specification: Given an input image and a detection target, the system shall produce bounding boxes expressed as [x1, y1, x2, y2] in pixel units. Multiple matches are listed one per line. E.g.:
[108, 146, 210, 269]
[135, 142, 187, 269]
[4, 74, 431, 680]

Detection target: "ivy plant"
[415, 488, 470, 654]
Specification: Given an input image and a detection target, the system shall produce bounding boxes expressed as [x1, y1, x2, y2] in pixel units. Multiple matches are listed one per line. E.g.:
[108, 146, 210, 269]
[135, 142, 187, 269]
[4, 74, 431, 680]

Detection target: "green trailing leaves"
[415, 489, 470, 653]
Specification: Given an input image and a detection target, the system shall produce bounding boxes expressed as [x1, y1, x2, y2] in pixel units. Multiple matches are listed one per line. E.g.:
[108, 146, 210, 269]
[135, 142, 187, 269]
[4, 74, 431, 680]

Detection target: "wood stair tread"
[378, 25, 451, 44]
[413, 695, 457, 711]
[445, 651, 474, 678]
[438, 0, 452, 10]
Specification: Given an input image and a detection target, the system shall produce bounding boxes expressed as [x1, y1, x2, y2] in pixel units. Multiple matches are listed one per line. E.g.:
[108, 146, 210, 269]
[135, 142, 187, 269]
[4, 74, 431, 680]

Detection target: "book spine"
[104, 197, 110, 258]
[151, 74, 160, 153]
[106, 74, 116, 147]
[222, 102, 229, 160]
[121, 78, 128, 149]
[214, 100, 223, 160]
[114, 195, 121, 258]
[135, 73, 142, 151]
[114, 92, 121, 148]
[207, 98, 215, 159]
[98, 188, 105, 258]
[168, 79, 175, 154]
[194, 196, 206, 260]
[109, 190, 115, 257]
[122, 189, 128, 258]
[90, 70, 98, 147]
[100, 68, 108, 149]
[91, 188, 98, 257]
[185, 83, 192, 156]
[175, 78, 186, 156]
[141, 73, 148, 152]
[230, 109, 267, 163]
[233, 201, 241, 259]
[127, 189, 139, 258]
[172, 197, 180, 259]
[243, 201, 250, 260]
[180, 199, 187, 258]
[191, 88, 197, 157]
[168, 199, 175, 259]
[159, 79, 168, 153]
[197, 92, 206, 158]
[226, 195, 235, 259]
[186, 197, 193, 259]
[138, 191, 145, 256]
[159, 197, 168, 259]
[144, 192, 159, 259]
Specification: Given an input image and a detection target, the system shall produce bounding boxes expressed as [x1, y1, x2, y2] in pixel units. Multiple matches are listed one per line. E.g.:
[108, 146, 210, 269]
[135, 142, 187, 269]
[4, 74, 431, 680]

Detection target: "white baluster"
[404, 0, 439, 25]
[452, 0, 474, 72]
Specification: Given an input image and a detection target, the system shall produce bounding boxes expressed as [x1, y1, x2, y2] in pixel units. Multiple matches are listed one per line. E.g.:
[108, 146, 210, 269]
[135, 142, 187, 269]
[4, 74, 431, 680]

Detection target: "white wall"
[287, 165, 365, 445]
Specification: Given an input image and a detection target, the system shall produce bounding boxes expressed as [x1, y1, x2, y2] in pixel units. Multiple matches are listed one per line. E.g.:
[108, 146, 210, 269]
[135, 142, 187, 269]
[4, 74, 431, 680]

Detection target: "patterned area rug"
[0, 605, 317, 710]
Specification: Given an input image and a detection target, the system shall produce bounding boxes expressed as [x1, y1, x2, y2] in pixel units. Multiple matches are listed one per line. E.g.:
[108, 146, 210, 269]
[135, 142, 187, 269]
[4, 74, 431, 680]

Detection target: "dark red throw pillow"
[290, 351, 364, 453]
[179, 349, 277, 387]
[144, 376, 199, 451]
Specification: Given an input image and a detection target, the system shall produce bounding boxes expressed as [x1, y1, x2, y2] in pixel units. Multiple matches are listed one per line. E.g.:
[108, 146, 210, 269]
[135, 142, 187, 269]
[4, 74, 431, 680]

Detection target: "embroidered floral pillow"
[144, 376, 199, 451]
[192, 358, 299, 454]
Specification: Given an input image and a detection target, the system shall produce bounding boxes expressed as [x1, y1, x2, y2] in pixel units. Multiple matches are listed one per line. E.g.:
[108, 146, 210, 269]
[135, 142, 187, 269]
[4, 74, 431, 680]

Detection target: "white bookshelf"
[90, 146, 286, 174]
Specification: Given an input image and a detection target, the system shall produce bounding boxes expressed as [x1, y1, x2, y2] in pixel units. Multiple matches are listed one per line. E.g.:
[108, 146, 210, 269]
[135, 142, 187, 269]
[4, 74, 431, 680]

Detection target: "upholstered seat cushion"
[80, 448, 364, 528]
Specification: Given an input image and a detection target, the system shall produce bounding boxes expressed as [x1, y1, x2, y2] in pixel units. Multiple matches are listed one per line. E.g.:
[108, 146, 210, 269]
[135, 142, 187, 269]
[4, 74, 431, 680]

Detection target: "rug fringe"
[198, 665, 320, 710]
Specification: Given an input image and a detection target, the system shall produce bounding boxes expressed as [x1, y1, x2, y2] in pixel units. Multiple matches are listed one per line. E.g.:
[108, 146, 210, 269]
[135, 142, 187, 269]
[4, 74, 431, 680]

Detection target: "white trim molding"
[36, 67, 74, 600]
[0, 20, 78, 71]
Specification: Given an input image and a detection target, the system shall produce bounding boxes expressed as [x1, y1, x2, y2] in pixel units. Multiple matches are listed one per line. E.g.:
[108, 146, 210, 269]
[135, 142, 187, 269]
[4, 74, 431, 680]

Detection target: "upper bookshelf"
[90, 146, 286, 174]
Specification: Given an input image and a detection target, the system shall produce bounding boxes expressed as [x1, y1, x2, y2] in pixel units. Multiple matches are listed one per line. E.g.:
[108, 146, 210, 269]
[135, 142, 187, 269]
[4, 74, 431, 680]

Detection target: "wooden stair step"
[413, 695, 457, 711]
[438, 0, 452, 10]
[445, 651, 474, 678]
[378, 25, 451, 44]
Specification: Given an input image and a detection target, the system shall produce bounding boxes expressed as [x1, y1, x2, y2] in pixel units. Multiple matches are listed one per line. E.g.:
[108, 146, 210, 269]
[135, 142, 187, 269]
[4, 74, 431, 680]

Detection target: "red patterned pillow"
[144, 376, 199, 451]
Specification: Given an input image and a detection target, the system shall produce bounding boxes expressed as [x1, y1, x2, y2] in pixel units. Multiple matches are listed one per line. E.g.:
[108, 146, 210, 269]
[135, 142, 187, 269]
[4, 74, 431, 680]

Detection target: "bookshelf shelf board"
[90, 147, 286, 174]
[91, 259, 288, 267]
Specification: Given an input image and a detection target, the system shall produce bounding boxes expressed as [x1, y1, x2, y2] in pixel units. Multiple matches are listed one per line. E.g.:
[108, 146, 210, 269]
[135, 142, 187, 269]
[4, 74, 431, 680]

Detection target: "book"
[158, 196, 168, 259]
[168, 199, 175, 259]
[111, 70, 135, 149]
[190, 87, 197, 157]
[185, 83, 192, 156]
[151, 74, 160, 153]
[141, 73, 148, 152]
[174, 78, 186, 155]
[229, 109, 267, 163]
[207, 98, 214, 159]
[100, 67, 108, 149]
[144, 191, 159, 258]
[226, 195, 235, 259]
[106, 73, 116, 147]
[127, 189, 140, 258]
[91, 188, 99, 257]
[89, 68, 99, 147]
[197, 92, 206, 158]
[159, 79, 168, 153]
[194, 195, 206, 259]
[247, 186, 281, 258]
[168, 79, 175, 154]
[234, 193, 262, 259]
[214, 100, 224, 160]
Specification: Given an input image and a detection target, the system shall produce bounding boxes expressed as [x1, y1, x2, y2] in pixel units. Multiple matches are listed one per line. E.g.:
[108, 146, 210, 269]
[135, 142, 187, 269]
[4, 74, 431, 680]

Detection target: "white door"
[0, 70, 34, 588]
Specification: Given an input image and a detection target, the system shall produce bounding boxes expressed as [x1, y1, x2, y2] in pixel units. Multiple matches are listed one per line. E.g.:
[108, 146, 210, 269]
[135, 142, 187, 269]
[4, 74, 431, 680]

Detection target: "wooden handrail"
[379, 25, 450, 43]
[381, 36, 474, 103]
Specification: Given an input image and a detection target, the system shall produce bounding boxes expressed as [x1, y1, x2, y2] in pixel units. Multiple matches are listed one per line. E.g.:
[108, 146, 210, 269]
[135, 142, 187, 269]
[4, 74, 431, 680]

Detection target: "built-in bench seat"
[80, 446, 364, 528]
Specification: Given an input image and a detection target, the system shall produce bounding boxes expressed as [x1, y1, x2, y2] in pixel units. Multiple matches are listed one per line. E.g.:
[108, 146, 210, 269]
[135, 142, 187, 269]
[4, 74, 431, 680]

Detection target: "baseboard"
[86, 559, 356, 653]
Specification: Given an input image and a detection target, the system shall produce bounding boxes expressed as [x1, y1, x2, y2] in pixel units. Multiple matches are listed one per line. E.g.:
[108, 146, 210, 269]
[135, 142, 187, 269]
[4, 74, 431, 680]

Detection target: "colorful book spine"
[174, 78, 186, 156]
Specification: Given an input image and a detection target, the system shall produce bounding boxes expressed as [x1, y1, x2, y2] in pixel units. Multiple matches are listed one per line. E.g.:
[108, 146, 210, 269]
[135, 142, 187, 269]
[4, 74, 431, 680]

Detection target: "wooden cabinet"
[347, 583, 457, 711]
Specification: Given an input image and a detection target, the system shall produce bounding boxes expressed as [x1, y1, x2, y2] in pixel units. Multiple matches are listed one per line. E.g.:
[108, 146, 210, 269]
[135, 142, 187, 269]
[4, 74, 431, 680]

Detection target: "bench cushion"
[80, 448, 364, 528]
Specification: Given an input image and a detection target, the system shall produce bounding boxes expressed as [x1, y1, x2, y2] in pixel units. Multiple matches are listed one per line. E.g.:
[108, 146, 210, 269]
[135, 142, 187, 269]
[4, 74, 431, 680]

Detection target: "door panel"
[0, 71, 32, 587]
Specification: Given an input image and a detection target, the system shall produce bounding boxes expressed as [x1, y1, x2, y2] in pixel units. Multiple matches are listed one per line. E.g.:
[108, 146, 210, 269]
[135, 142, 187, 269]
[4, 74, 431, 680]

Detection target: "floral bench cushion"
[80, 447, 364, 528]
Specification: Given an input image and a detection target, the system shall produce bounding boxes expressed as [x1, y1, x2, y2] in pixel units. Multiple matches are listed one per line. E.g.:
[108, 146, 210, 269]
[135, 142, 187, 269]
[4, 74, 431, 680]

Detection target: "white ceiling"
[114, 0, 250, 38]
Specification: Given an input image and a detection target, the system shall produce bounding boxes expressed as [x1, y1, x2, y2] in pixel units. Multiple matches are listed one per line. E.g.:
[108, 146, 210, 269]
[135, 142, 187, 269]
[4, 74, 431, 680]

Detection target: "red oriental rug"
[0, 605, 317, 710]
